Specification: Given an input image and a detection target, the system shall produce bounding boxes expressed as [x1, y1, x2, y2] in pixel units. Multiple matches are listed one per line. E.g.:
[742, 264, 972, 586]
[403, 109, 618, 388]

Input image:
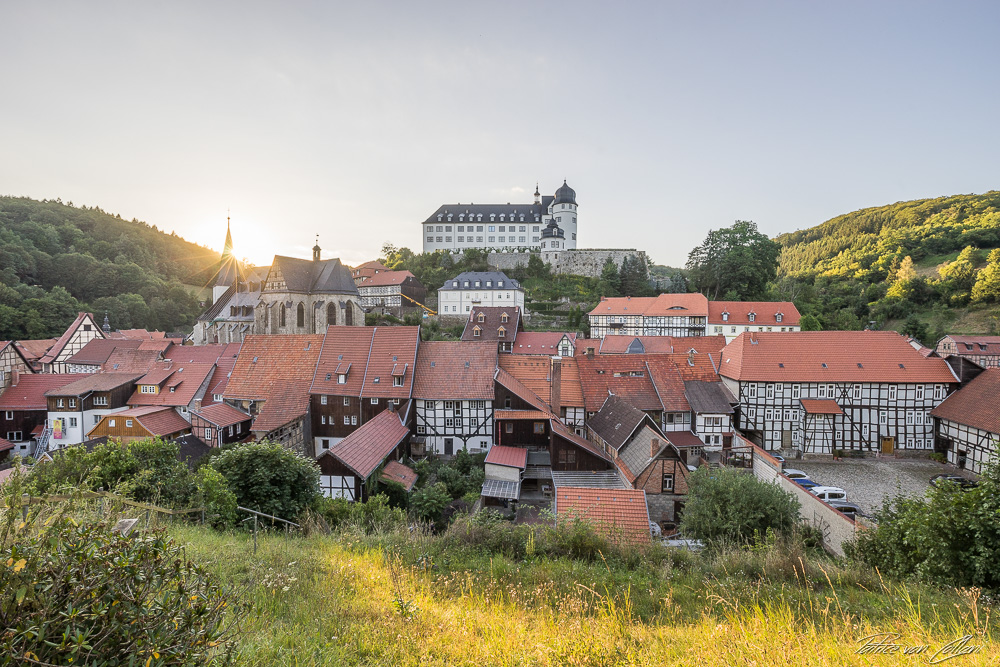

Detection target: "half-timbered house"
[0, 374, 86, 457]
[0, 341, 33, 394]
[190, 403, 253, 448]
[461, 306, 524, 352]
[935, 335, 1000, 369]
[930, 368, 1000, 474]
[38, 312, 107, 373]
[45, 373, 142, 448]
[317, 405, 411, 501]
[719, 331, 960, 455]
[413, 341, 497, 455]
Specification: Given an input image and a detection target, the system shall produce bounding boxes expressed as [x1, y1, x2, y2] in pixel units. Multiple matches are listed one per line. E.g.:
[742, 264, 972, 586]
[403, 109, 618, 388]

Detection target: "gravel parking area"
[790, 458, 970, 515]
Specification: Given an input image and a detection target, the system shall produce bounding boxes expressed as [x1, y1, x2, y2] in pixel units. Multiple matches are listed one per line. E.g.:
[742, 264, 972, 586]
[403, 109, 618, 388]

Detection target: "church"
[421, 181, 578, 255]
[191, 222, 363, 345]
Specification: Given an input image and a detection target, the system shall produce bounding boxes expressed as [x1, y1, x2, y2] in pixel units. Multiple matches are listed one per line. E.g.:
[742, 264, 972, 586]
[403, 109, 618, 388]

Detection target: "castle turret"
[551, 180, 578, 250]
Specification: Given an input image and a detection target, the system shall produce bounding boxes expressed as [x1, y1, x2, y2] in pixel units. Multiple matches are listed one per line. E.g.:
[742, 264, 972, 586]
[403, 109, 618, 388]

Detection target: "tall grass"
[167, 522, 998, 667]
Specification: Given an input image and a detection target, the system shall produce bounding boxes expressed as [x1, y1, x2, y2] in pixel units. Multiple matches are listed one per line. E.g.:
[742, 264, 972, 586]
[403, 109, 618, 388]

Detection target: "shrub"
[680, 466, 801, 546]
[196, 465, 239, 528]
[0, 513, 239, 664]
[313, 494, 407, 534]
[210, 440, 320, 522]
[410, 482, 450, 524]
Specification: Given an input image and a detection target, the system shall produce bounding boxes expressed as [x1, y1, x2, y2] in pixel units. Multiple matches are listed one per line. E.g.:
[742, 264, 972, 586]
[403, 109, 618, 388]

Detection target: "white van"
[810, 486, 848, 502]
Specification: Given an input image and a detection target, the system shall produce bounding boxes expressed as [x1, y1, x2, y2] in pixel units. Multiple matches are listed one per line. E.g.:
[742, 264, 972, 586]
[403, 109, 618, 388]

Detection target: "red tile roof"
[363, 326, 420, 399]
[800, 399, 844, 415]
[358, 270, 417, 287]
[719, 331, 959, 383]
[484, 445, 528, 469]
[461, 306, 523, 343]
[588, 293, 708, 317]
[498, 355, 552, 404]
[573, 355, 663, 413]
[128, 363, 216, 408]
[67, 339, 142, 365]
[708, 301, 800, 326]
[665, 352, 722, 381]
[941, 335, 1000, 356]
[380, 460, 418, 491]
[0, 438, 13, 453]
[0, 374, 91, 410]
[251, 379, 313, 433]
[559, 358, 585, 408]
[413, 341, 497, 400]
[309, 326, 420, 399]
[555, 487, 650, 544]
[102, 348, 163, 374]
[40, 313, 101, 364]
[164, 343, 239, 364]
[198, 343, 243, 405]
[322, 408, 409, 480]
[664, 430, 705, 448]
[510, 332, 575, 355]
[642, 356, 690, 412]
[15, 339, 56, 361]
[223, 334, 324, 401]
[931, 368, 1000, 434]
[194, 402, 251, 428]
[44, 373, 142, 396]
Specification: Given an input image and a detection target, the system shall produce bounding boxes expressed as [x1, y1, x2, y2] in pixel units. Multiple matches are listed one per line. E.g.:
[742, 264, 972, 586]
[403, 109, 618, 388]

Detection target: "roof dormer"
[748, 312, 756, 322]
[721, 311, 729, 322]
[473, 326, 482, 337]
[775, 312, 783, 322]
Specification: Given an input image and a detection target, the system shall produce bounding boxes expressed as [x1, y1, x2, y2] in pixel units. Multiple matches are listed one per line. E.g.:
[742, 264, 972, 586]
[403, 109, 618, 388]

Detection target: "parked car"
[783, 468, 810, 480]
[811, 486, 848, 502]
[793, 478, 820, 490]
[772, 454, 786, 465]
[827, 500, 869, 520]
[930, 474, 978, 489]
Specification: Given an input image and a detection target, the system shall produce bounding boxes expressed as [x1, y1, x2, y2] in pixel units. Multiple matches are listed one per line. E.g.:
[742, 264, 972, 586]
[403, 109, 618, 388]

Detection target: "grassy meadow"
[168, 523, 998, 666]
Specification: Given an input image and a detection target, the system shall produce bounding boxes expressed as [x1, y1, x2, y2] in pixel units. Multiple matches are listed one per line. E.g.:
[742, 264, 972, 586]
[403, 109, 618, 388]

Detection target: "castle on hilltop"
[421, 181, 578, 261]
[191, 222, 363, 345]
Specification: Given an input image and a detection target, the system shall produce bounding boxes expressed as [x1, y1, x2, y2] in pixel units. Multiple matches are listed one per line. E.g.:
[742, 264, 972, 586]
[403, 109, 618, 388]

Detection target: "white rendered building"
[421, 181, 578, 254]
[437, 272, 525, 316]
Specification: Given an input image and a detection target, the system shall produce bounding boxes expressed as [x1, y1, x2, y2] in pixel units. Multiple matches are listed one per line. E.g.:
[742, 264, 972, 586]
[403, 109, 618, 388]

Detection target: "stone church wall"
[487, 249, 647, 278]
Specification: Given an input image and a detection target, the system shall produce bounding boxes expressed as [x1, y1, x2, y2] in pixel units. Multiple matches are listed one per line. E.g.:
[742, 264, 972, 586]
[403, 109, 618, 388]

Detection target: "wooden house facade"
[930, 368, 1000, 474]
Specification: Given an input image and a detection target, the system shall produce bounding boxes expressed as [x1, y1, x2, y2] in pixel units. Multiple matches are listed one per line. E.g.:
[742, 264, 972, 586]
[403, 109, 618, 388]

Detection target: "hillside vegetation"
[0, 197, 220, 338]
[772, 192, 1000, 339]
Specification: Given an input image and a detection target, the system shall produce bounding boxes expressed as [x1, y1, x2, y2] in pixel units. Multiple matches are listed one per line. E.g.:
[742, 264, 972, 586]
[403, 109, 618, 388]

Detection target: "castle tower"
[551, 180, 578, 250]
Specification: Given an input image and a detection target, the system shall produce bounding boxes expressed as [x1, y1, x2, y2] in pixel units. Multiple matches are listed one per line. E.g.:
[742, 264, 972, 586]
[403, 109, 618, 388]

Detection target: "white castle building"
[421, 181, 578, 255]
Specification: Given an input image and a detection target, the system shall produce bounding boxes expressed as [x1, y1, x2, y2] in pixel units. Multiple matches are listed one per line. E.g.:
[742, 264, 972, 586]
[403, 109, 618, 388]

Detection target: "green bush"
[314, 494, 406, 534]
[210, 440, 320, 522]
[196, 465, 239, 528]
[680, 467, 801, 546]
[0, 514, 238, 664]
[410, 482, 451, 524]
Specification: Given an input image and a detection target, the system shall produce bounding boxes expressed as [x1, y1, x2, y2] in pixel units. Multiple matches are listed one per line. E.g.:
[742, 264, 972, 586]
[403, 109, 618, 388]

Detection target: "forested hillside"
[772, 192, 1000, 340]
[0, 197, 221, 339]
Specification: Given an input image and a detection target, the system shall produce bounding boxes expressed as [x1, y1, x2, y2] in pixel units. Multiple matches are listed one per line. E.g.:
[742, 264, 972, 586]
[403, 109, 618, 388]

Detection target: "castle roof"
[440, 272, 520, 291]
[265, 256, 359, 295]
[423, 200, 552, 224]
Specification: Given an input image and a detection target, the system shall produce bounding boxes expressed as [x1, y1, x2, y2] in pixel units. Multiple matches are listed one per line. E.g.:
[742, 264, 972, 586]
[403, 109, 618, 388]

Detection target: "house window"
[321, 395, 328, 405]
[351, 416, 357, 425]
[862, 424, 869, 438]
[533, 422, 545, 434]
[748, 313, 756, 322]
[505, 423, 513, 433]
[501, 313, 508, 323]
[852, 384, 862, 400]
[344, 416, 350, 425]
[322, 439, 330, 449]
[393, 375, 403, 387]
[776, 313, 783, 323]
[446, 418, 454, 427]
[206, 428, 213, 440]
[906, 412, 914, 425]
[722, 312, 729, 322]
[105, 419, 112, 428]
[473, 327, 481, 337]
[934, 385, 944, 400]
[916, 385, 925, 400]
[338, 374, 346, 384]
[766, 384, 774, 399]
[3, 411, 11, 420]
[879, 411, 887, 425]
[56, 399, 64, 408]
[791, 384, 800, 399]
[426, 400, 436, 409]
[662, 473, 674, 492]
[498, 328, 505, 338]
[125, 419, 133, 428]
[342, 397, 350, 406]
[140, 385, 155, 394]
[888, 385, 897, 400]
[915, 412, 924, 425]
[371, 398, 379, 404]
[68, 399, 76, 408]
[321, 415, 327, 425]
[747, 384, 757, 399]
[417, 425, 425, 434]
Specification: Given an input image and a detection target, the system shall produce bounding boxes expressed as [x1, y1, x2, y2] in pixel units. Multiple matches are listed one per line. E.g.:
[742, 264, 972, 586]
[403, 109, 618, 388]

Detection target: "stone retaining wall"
[487, 249, 647, 278]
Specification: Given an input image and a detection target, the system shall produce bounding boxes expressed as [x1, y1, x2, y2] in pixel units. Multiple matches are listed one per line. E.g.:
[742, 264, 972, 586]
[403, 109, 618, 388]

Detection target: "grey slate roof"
[617, 425, 678, 482]
[550, 470, 627, 490]
[440, 272, 521, 291]
[197, 284, 263, 323]
[683, 381, 735, 415]
[587, 394, 651, 451]
[267, 256, 359, 295]
[423, 199, 553, 224]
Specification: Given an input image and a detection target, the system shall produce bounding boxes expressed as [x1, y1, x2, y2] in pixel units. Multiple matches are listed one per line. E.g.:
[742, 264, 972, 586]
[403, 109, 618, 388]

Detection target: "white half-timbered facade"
[412, 340, 498, 456]
[38, 313, 107, 373]
[719, 331, 959, 455]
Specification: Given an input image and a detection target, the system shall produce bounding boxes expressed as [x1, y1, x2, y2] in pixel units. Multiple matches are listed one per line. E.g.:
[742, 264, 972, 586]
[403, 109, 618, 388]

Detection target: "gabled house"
[256, 249, 363, 334]
[166, 342, 243, 405]
[510, 332, 576, 357]
[0, 341, 34, 394]
[38, 312, 107, 373]
[222, 334, 325, 456]
[575, 353, 664, 424]
[0, 374, 88, 457]
[191, 403, 253, 448]
[930, 368, 1000, 474]
[586, 394, 690, 525]
[127, 362, 217, 420]
[309, 326, 420, 457]
[317, 405, 411, 501]
[461, 306, 524, 352]
[708, 301, 801, 342]
[719, 331, 960, 455]
[935, 335, 1000, 369]
[380, 460, 418, 492]
[438, 272, 525, 317]
[413, 341, 497, 455]
[497, 354, 586, 434]
[351, 260, 389, 286]
[44, 373, 142, 448]
[87, 406, 192, 444]
[15, 339, 57, 372]
[69, 338, 145, 371]
[588, 293, 709, 338]
[356, 270, 428, 315]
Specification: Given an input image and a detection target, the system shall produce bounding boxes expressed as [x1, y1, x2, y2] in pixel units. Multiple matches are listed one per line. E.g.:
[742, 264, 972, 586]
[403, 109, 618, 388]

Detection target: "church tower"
[213, 216, 239, 304]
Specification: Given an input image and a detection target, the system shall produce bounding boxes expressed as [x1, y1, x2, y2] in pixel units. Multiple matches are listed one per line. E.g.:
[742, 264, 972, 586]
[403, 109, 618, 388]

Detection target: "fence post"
[98, 488, 104, 517]
[201, 508, 206, 525]
[253, 514, 258, 555]
[21, 494, 29, 522]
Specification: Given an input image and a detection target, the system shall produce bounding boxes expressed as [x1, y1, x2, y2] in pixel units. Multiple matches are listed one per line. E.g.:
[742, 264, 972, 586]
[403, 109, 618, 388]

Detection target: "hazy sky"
[3, 1, 998, 268]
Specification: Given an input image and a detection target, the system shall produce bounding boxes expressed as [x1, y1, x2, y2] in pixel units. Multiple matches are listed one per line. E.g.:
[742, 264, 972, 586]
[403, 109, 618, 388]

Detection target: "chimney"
[688, 350, 695, 366]
[193, 398, 202, 412]
[550, 357, 562, 415]
[586, 346, 595, 359]
[651, 437, 660, 459]
[11, 369, 19, 387]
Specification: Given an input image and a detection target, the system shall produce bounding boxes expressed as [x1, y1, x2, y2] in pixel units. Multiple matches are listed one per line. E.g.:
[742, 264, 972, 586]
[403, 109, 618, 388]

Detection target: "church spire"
[313, 234, 321, 262]
[222, 213, 234, 259]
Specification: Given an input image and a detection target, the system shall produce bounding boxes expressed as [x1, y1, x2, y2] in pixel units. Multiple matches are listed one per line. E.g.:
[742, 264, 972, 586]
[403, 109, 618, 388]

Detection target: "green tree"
[410, 482, 451, 523]
[900, 314, 930, 345]
[526, 253, 550, 279]
[680, 467, 800, 546]
[599, 257, 621, 296]
[799, 313, 822, 331]
[972, 248, 1000, 303]
[619, 254, 650, 296]
[686, 220, 780, 300]
[211, 440, 320, 520]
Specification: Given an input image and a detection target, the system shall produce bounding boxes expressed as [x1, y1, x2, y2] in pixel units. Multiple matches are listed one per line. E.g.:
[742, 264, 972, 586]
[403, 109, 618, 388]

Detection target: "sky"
[2, 1, 999, 268]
